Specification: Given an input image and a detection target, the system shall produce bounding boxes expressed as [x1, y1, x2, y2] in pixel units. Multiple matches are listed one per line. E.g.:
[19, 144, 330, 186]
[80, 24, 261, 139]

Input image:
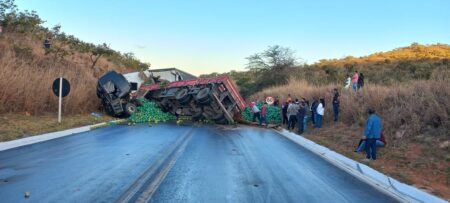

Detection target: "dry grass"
[254, 79, 450, 200]
[0, 113, 112, 141]
[0, 32, 131, 115]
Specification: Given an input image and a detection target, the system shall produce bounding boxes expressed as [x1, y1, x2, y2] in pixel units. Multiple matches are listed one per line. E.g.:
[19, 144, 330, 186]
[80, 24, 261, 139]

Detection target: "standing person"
[358, 73, 365, 89]
[273, 96, 280, 107]
[282, 102, 289, 125]
[363, 108, 382, 161]
[311, 97, 319, 126]
[260, 103, 267, 126]
[287, 94, 292, 103]
[302, 98, 309, 131]
[251, 102, 261, 124]
[315, 98, 325, 128]
[44, 37, 51, 49]
[287, 99, 300, 130]
[332, 88, 340, 122]
[296, 102, 307, 134]
[344, 75, 351, 89]
[352, 71, 359, 91]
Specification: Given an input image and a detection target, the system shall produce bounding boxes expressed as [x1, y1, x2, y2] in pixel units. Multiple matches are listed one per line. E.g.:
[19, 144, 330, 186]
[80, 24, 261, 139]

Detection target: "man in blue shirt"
[364, 108, 382, 160]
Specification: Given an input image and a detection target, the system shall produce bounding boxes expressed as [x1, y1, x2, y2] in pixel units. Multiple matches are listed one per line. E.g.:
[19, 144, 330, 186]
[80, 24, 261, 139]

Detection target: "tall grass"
[0, 33, 129, 115]
[253, 78, 449, 141]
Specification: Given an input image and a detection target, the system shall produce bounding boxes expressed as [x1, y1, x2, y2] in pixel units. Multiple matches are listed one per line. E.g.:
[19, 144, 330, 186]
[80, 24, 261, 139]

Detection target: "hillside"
[200, 43, 450, 98]
[317, 43, 450, 65]
[0, 2, 147, 115]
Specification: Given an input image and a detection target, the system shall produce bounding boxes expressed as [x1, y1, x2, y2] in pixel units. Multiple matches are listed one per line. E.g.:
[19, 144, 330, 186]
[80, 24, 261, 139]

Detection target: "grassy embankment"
[0, 113, 112, 141]
[253, 79, 449, 199]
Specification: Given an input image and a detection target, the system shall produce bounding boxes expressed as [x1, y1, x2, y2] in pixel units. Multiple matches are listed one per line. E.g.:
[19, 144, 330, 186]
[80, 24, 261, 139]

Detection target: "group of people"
[345, 71, 365, 91]
[281, 89, 340, 131]
[280, 95, 328, 135]
[250, 86, 384, 161]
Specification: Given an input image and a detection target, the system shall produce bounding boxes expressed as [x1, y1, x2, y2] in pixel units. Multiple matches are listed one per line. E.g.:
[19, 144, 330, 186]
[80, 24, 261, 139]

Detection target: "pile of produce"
[241, 102, 282, 124]
[128, 99, 177, 123]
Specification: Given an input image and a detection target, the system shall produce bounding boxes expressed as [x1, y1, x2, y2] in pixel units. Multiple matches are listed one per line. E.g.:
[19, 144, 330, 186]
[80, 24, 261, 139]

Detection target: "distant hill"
[317, 43, 450, 65]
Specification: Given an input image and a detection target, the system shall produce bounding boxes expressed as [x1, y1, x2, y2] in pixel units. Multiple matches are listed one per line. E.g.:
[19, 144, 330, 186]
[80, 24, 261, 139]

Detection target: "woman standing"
[352, 71, 359, 91]
[315, 98, 325, 128]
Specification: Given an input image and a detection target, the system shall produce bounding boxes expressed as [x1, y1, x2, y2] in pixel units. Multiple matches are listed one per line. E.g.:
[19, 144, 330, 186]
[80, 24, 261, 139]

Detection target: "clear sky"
[16, 0, 450, 76]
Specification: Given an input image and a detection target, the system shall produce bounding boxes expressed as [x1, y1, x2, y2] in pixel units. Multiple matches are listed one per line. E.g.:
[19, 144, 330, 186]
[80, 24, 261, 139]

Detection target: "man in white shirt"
[251, 102, 261, 124]
[315, 98, 325, 128]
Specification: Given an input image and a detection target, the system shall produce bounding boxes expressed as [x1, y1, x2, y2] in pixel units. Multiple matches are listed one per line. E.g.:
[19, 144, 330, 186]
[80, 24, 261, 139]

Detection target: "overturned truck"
[97, 70, 246, 124]
[139, 76, 246, 124]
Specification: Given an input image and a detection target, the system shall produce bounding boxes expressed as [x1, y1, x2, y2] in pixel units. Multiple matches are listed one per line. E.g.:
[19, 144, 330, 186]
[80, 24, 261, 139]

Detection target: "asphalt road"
[0, 123, 398, 203]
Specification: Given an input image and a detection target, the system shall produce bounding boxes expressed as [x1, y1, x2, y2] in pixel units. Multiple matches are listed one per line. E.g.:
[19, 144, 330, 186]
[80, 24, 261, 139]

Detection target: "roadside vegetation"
[0, 113, 112, 141]
[0, 0, 147, 115]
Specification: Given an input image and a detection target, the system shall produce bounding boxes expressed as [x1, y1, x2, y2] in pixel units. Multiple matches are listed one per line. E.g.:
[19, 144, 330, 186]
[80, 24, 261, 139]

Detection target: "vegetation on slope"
[0, 0, 147, 114]
[201, 44, 450, 98]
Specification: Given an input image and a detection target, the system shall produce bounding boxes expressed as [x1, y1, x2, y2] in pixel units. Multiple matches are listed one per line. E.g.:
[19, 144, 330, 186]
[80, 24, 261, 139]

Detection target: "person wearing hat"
[362, 108, 382, 161]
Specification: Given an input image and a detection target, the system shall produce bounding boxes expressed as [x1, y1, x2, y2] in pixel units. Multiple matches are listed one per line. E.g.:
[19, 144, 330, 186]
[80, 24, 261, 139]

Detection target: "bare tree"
[90, 43, 113, 69]
[246, 45, 298, 72]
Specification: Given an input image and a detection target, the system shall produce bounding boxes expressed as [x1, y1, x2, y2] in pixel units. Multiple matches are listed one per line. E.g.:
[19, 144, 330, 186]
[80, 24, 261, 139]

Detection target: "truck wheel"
[175, 89, 191, 104]
[215, 117, 228, 125]
[212, 113, 225, 121]
[192, 111, 203, 121]
[123, 103, 137, 117]
[196, 88, 211, 104]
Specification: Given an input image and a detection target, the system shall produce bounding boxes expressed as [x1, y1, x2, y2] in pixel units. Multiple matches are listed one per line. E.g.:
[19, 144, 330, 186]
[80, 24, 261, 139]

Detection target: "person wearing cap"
[362, 108, 382, 161]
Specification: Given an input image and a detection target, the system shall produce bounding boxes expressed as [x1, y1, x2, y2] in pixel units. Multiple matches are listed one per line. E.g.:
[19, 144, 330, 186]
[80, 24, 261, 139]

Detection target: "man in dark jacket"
[296, 102, 307, 134]
[363, 108, 382, 161]
[358, 73, 365, 89]
[311, 97, 319, 125]
[282, 102, 289, 125]
[332, 88, 340, 122]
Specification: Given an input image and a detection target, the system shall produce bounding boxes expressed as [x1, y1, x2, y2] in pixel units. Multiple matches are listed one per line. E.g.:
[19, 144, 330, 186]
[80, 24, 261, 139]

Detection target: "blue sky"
[16, 0, 450, 75]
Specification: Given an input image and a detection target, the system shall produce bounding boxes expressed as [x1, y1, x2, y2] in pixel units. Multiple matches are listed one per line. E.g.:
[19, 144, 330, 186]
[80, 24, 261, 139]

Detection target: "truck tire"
[215, 117, 228, 125]
[123, 103, 137, 117]
[192, 111, 203, 121]
[196, 88, 211, 104]
[175, 89, 191, 104]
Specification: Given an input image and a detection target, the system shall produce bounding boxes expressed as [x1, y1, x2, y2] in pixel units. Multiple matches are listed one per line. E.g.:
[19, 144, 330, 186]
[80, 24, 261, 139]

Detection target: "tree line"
[0, 0, 149, 71]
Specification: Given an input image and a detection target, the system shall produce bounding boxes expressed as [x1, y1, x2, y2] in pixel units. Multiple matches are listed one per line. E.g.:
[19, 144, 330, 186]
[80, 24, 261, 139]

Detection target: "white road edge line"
[0, 119, 125, 152]
[274, 129, 447, 203]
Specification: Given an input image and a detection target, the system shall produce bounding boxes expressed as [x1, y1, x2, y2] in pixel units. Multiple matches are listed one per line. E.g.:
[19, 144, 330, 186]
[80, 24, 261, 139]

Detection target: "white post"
[58, 77, 63, 123]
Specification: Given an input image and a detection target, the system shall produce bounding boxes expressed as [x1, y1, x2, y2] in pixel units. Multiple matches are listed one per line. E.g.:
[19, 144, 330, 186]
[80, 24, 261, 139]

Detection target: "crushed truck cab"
[96, 71, 138, 117]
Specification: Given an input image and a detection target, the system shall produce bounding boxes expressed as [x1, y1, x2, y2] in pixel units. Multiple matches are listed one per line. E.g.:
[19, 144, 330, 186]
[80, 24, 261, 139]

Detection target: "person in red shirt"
[260, 103, 268, 126]
[287, 94, 292, 103]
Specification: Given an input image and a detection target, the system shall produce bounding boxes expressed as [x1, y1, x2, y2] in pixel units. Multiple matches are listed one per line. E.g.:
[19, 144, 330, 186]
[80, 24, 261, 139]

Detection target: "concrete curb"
[0, 119, 126, 152]
[276, 129, 447, 203]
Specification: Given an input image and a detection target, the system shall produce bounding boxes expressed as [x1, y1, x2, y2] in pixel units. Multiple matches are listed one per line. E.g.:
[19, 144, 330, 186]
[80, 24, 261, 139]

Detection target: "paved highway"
[0, 123, 398, 203]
